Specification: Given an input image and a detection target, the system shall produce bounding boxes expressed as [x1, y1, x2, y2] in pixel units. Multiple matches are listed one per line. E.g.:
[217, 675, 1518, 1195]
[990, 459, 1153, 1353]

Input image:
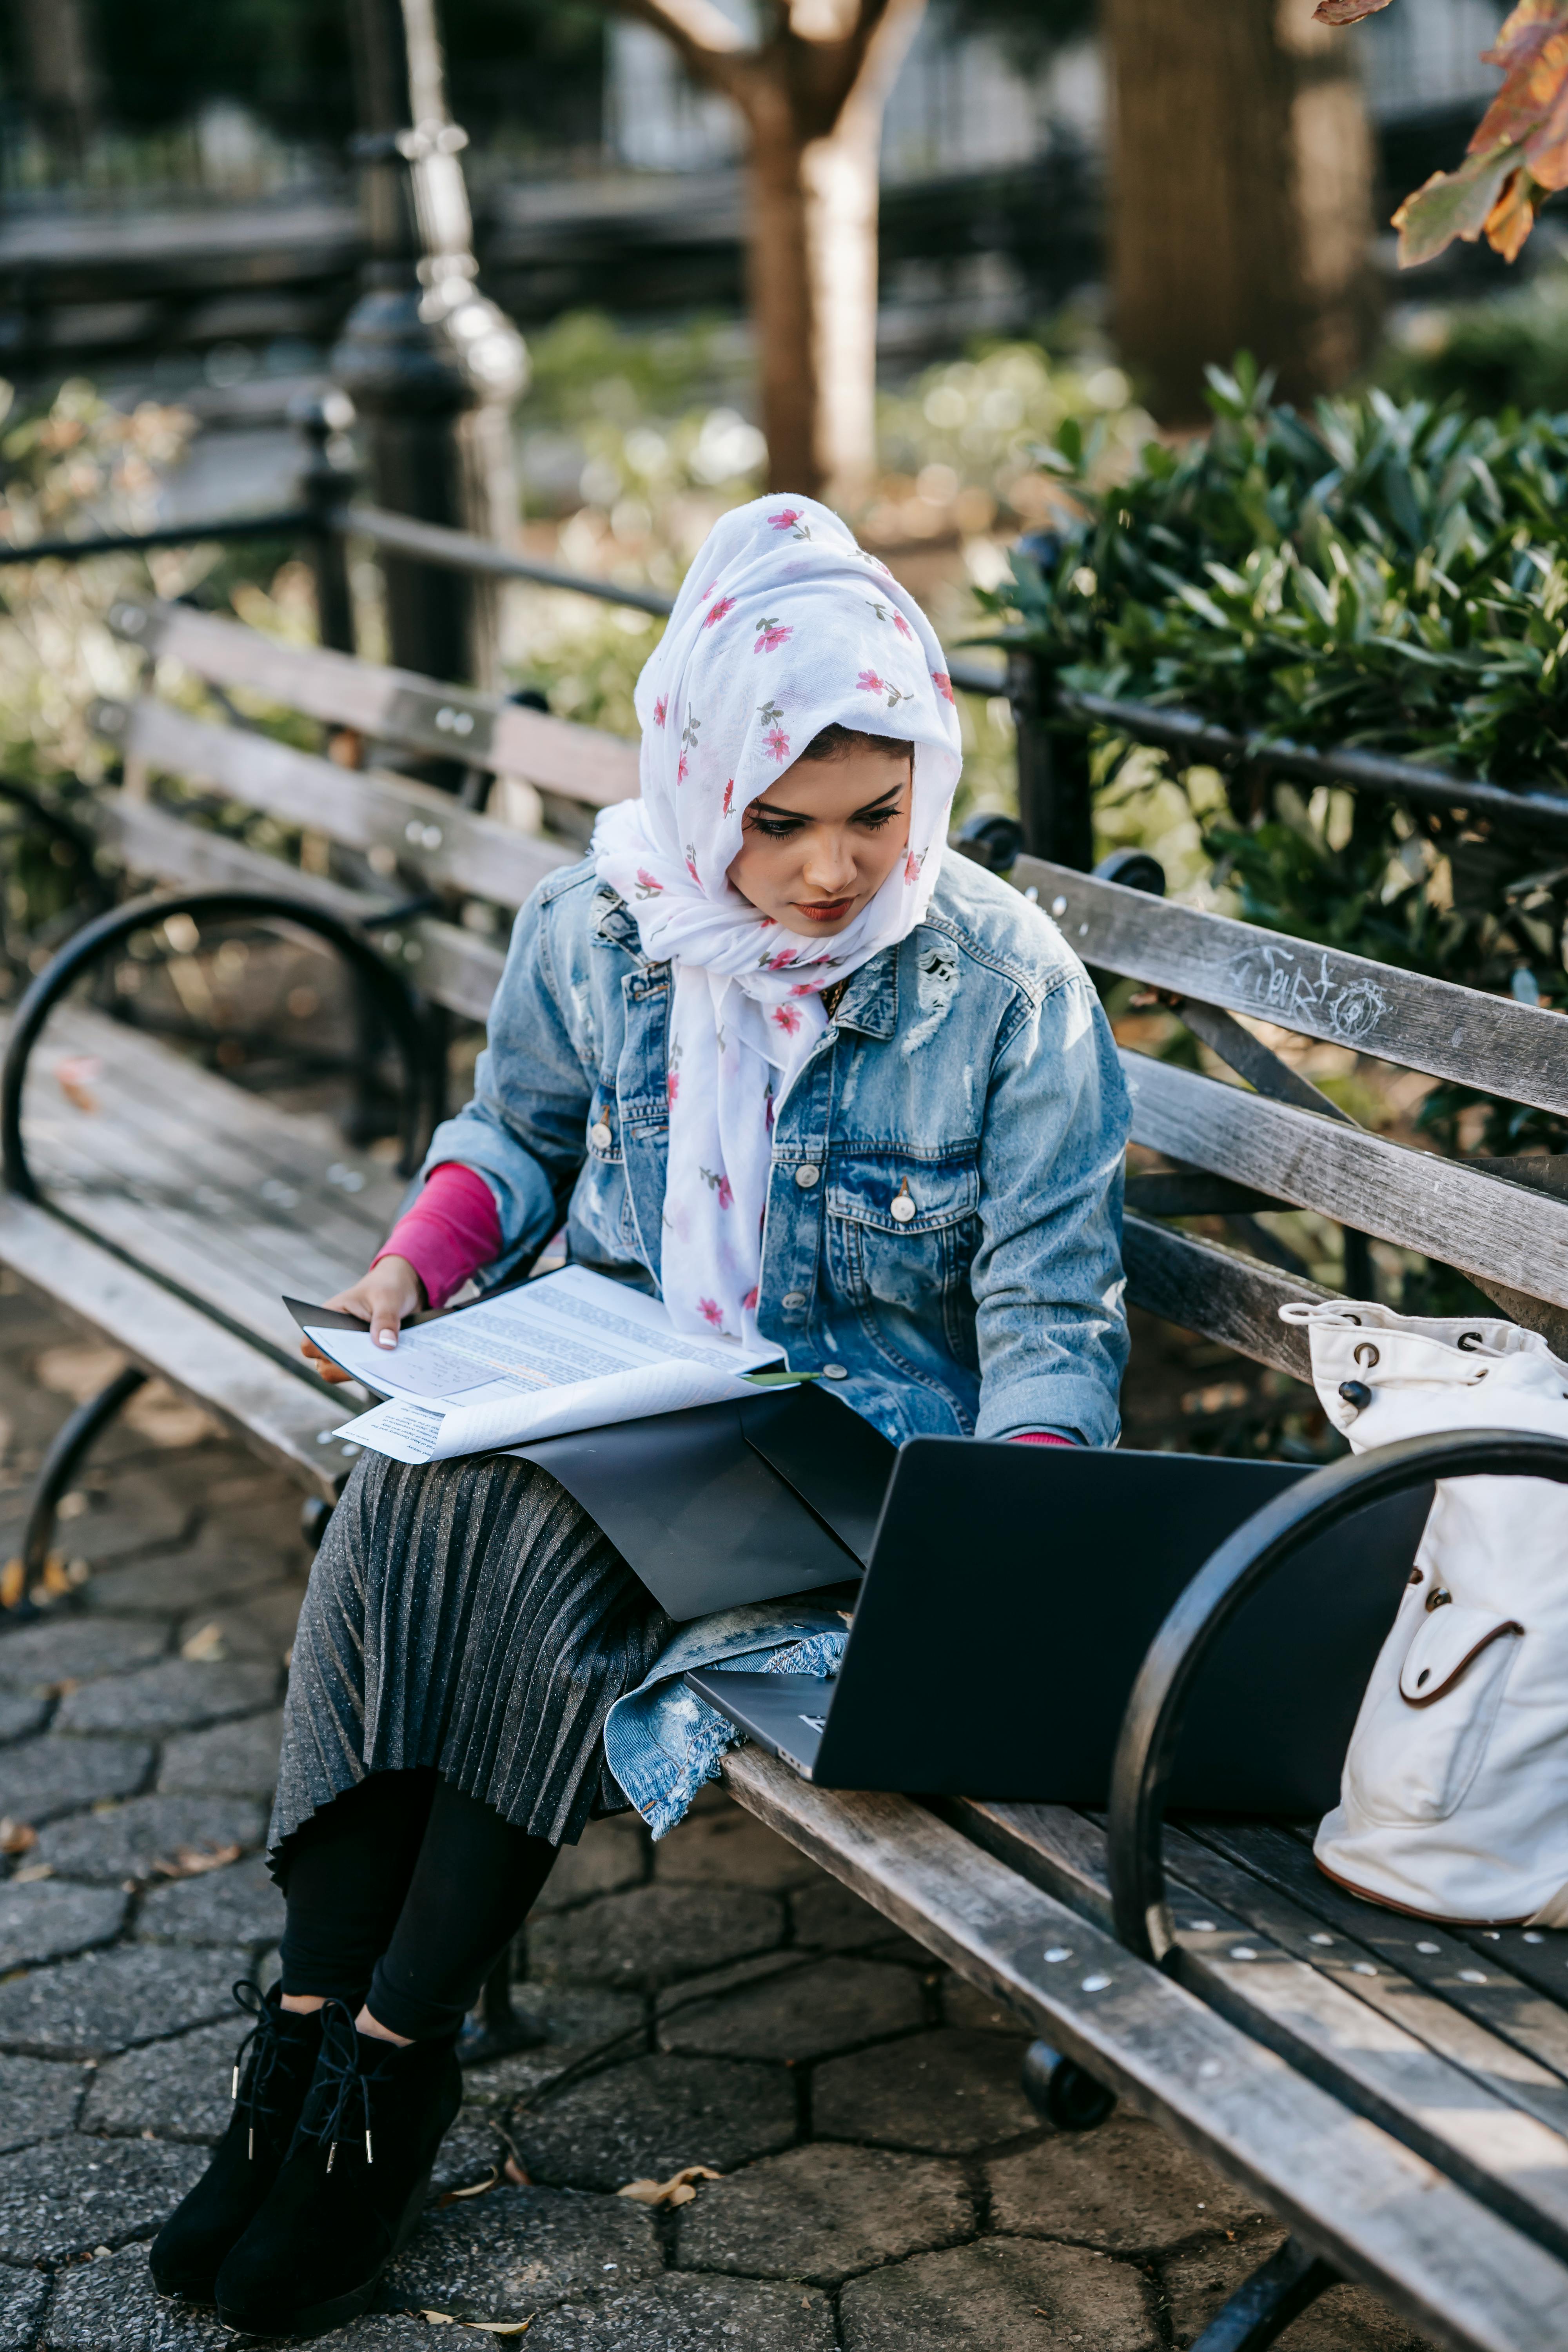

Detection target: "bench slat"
[0, 1195, 345, 1500]
[948, 1799, 1568, 2262]
[1192, 1822, 1568, 2095]
[724, 1751, 1568, 2352]
[1122, 1213, 1332, 1377]
[1124, 1052, 1568, 1315]
[111, 598, 641, 807]
[99, 795, 508, 1026]
[1018, 858, 1568, 1119]
[109, 699, 572, 909]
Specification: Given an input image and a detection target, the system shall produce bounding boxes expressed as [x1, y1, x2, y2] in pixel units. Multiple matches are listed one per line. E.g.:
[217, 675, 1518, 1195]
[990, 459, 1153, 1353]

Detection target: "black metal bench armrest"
[1107, 1427, 1568, 1965]
[2, 885, 434, 1198]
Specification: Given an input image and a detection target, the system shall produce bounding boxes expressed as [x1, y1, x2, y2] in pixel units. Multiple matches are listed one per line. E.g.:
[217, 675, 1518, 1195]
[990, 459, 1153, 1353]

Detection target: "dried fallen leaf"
[13, 1863, 54, 1884]
[436, 2167, 500, 2208]
[151, 1842, 241, 1880]
[417, 2317, 533, 2336]
[0, 1558, 23, 1611]
[616, 2165, 721, 2208]
[501, 2154, 530, 2186]
[0, 1818, 38, 1856]
[180, 1622, 228, 1663]
[54, 1055, 103, 1113]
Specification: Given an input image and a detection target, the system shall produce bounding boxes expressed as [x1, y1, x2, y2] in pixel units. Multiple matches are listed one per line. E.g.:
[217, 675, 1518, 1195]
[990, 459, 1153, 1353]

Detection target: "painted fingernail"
[376, 1331, 397, 1348]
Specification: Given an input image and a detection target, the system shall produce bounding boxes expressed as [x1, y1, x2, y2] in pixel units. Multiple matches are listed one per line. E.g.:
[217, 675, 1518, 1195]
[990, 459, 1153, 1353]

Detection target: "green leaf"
[1393, 142, 1523, 268]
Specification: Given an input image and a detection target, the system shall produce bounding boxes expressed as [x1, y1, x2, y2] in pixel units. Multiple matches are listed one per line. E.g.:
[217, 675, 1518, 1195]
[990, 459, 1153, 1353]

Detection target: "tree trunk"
[1104, 0, 1377, 421]
[17, 0, 101, 181]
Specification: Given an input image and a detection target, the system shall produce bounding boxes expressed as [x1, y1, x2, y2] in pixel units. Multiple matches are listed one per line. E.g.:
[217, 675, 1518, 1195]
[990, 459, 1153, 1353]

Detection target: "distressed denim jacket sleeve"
[971, 969, 1131, 1443]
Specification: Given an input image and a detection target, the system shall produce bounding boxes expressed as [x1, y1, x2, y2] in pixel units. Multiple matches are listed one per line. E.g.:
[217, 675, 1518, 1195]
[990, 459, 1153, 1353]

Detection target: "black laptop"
[687, 1436, 1431, 1815]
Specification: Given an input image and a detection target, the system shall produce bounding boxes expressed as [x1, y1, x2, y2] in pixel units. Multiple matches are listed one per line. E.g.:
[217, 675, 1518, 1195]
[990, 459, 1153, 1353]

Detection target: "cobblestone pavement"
[0, 1282, 1439, 2350]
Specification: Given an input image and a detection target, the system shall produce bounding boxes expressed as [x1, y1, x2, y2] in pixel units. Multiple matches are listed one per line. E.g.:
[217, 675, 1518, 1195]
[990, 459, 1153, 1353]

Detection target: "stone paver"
[659, 1955, 925, 2062]
[0, 1618, 167, 1693]
[387, 2183, 661, 2317]
[0, 1881, 129, 1975]
[136, 1853, 284, 1947]
[940, 1976, 1033, 2034]
[175, 1584, 301, 1664]
[840, 2237, 1159, 2350]
[789, 1877, 932, 1966]
[37, 2243, 233, 2351]
[990, 2112, 1263, 2253]
[0, 2272, 49, 2352]
[428, 2110, 510, 2198]
[0, 1943, 250, 2058]
[1158, 2231, 1433, 2352]
[0, 1694, 49, 1745]
[0, 2136, 205, 2263]
[656, 1802, 820, 1891]
[460, 1985, 644, 2107]
[813, 2027, 1036, 2154]
[677, 2142, 973, 2284]
[0, 1735, 153, 1824]
[33, 1793, 268, 1885]
[528, 1882, 786, 1990]
[84, 1544, 290, 1619]
[524, 2273, 836, 2350]
[80, 2017, 241, 2144]
[533, 1815, 647, 1915]
[53, 1659, 277, 1738]
[0, 2054, 89, 2154]
[513, 2052, 797, 2192]
[156, 1710, 283, 1797]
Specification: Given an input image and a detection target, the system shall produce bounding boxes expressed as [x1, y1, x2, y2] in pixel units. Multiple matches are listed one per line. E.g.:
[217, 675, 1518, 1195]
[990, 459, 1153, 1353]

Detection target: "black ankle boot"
[148, 1982, 324, 2304]
[213, 2003, 463, 2341]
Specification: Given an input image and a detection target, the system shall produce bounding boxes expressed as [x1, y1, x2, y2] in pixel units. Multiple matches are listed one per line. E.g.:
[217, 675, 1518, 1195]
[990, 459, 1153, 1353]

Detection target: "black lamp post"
[332, 0, 528, 693]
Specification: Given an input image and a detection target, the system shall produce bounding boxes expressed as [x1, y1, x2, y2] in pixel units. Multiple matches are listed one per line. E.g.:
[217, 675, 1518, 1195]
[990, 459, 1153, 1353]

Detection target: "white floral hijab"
[591, 494, 963, 1344]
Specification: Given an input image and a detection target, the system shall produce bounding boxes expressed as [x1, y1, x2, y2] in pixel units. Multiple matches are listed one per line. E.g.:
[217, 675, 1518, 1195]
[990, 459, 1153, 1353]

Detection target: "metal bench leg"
[1021, 2038, 1116, 2131]
[457, 1942, 548, 2067]
[1190, 2236, 1337, 2352]
[5, 1366, 148, 1617]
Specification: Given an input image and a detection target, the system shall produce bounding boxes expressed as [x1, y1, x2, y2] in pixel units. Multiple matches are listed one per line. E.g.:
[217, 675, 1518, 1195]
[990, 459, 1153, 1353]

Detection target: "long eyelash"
[751, 815, 804, 837]
[856, 809, 897, 830]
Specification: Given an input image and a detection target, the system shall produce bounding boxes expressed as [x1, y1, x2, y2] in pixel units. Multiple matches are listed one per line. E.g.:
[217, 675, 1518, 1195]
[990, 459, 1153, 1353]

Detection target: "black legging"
[276, 1769, 558, 2042]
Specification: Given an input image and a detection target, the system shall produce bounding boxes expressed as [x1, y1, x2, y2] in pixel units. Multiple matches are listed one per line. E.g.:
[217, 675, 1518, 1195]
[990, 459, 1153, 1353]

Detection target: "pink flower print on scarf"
[697, 1297, 726, 1329]
[904, 846, 926, 886]
[768, 508, 811, 538]
[684, 842, 700, 882]
[700, 1166, 734, 1210]
[866, 598, 913, 642]
[741, 1285, 759, 1312]
[758, 699, 790, 763]
[722, 779, 734, 817]
[771, 1002, 803, 1036]
[653, 695, 668, 728]
[753, 615, 793, 653]
[635, 868, 664, 898]
[703, 596, 737, 629]
[931, 671, 955, 705]
[857, 670, 913, 711]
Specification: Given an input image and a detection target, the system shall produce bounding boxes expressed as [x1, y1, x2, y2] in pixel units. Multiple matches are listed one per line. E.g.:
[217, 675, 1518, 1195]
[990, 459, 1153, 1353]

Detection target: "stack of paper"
[303, 1267, 786, 1465]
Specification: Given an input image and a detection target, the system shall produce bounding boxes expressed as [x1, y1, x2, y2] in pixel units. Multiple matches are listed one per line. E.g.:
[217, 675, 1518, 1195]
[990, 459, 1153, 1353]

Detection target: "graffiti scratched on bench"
[1223, 941, 1391, 1046]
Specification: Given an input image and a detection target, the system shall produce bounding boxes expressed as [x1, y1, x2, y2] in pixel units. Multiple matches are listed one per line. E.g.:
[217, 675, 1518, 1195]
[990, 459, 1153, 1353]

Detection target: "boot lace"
[229, 1980, 300, 2164]
[298, 1999, 376, 2172]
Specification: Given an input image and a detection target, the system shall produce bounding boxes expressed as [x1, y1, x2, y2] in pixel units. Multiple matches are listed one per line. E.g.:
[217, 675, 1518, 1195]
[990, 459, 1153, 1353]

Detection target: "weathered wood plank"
[723, 1753, 1568, 2352]
[98, 794, 507, 1025]
[1193, 1823, 1568, 2095]
[110, 598, 641, 806]
[1123, 1053, 1568, 1312]
[948, 1799, 1568, 2258]
[1018, 857, 1568, 1118]
[0, 1195, 348, 1500]
[1121, 1213, 1331, 1377]
[108, 699, 572, 908]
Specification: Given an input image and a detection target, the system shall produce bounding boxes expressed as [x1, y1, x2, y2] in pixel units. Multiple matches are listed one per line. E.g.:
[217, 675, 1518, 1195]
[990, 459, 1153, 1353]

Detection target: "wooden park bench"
[7, 592, 1568, 2345]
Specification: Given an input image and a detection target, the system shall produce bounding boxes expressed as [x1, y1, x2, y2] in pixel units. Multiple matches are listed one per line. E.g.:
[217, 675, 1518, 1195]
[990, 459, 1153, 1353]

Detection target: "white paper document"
[309, 1267, 785, 1466]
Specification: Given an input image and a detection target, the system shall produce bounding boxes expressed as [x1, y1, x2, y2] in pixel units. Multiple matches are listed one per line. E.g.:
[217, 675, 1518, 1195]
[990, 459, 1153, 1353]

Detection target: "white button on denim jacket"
[420, 849, 1131, 1450]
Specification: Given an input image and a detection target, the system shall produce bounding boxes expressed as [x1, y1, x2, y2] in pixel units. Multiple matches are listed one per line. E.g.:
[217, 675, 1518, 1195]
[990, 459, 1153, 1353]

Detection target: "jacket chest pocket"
[826, 1152, 981, 1334]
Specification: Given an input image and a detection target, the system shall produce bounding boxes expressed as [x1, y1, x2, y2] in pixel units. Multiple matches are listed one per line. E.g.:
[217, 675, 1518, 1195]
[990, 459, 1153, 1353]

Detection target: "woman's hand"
[301, 1256, 426, 1382]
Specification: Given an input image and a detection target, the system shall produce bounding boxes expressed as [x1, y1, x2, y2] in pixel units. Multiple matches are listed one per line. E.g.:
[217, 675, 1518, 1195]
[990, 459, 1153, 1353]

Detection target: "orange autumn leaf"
[1469, 25, 1568, 154]
[1311, 0, 1392, 22]
[1485, 164, 1543, 255]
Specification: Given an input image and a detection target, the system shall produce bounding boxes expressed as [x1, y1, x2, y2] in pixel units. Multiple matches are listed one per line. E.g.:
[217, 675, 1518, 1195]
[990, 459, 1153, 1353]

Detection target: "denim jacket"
[421, 850, 1131, 1448]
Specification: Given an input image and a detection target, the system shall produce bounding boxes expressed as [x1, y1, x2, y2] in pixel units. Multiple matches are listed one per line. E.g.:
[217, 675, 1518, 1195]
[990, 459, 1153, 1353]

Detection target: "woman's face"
[727, 745, 913, 937]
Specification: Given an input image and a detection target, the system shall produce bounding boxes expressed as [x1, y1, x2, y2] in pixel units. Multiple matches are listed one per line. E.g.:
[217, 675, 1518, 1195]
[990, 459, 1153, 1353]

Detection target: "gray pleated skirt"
[269, 1450, 673, 1863]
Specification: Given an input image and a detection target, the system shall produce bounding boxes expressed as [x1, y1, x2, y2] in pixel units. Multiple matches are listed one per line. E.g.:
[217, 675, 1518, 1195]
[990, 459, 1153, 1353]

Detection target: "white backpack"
[1284, 1298, 1568, 1927]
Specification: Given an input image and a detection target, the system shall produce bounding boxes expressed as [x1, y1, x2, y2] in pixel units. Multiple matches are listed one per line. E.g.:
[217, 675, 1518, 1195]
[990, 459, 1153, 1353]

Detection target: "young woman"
[149, 495, 1131, 2338]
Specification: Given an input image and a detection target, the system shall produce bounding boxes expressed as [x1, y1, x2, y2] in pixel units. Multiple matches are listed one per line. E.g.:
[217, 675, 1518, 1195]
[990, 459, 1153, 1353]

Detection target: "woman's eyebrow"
[851, 779, 908, 818]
